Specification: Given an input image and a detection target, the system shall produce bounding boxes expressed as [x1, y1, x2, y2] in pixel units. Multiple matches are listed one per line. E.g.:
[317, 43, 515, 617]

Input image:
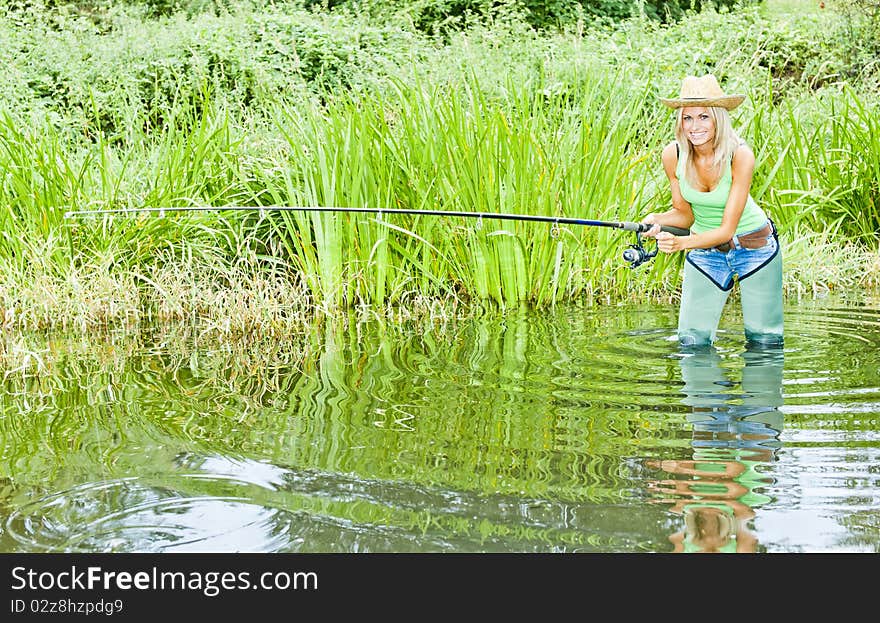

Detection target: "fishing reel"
[622, 233, 657, 269]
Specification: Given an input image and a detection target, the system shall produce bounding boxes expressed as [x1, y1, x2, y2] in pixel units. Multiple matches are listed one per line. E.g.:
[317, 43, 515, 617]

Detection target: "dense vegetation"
[0, 0, 878, 333]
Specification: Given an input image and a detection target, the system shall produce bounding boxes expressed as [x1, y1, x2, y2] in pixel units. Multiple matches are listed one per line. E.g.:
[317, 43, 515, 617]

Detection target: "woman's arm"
[643, 142, 695, 233]
[657, 144, 755, 252]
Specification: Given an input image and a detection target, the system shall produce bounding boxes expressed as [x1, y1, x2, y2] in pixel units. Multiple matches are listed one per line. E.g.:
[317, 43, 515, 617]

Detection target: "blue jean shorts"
[685, 221, 779, 291]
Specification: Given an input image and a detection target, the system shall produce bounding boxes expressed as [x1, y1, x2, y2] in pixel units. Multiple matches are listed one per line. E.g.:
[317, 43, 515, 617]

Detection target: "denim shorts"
[685, 221, 779, 291]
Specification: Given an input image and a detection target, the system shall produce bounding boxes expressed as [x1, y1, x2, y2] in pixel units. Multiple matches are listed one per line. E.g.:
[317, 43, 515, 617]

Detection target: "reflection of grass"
[1, 311, 687, 505]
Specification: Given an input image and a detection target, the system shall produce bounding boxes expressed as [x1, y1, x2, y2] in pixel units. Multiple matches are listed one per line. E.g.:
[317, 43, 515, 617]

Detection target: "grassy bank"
[0, 1, 877, 333]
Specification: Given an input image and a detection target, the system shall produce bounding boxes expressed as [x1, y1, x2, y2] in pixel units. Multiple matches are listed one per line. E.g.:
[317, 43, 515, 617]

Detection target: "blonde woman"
[643, 74, 783, 348]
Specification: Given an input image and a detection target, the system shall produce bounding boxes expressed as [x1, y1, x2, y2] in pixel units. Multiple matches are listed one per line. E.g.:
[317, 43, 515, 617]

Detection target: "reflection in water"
[649, 346, 784, 553]
[1, 299, 879, 552]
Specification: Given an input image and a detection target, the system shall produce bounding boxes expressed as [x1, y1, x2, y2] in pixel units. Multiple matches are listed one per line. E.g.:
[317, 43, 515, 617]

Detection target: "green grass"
[0, 0, 877, 332]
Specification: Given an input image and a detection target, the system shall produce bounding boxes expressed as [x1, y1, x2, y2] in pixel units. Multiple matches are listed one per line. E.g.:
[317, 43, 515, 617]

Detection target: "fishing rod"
[63, 205, 690, 269]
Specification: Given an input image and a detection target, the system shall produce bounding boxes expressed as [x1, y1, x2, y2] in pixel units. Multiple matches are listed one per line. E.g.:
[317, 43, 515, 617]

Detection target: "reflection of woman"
[679, 508, 747, 553]
[677, 505, 755, 554]
[643, 74, 783, 348]
[649, 346, 784, 553]
[651, 459, 759, 553]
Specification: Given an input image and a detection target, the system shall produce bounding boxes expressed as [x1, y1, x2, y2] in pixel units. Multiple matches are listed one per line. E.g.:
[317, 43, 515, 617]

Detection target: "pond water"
[1, 297, 878, 553]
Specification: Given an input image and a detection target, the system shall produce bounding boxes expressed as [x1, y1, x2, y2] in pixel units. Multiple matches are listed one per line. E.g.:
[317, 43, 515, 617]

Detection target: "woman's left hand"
[656, 231, 689, 253]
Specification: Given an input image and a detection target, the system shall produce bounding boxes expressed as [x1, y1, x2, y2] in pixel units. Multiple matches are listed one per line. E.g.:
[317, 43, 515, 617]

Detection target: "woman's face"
[680, 106, 715, 148]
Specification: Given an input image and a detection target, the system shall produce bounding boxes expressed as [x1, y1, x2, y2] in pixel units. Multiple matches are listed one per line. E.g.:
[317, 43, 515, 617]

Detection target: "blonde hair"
[685, 507, 735, 545]
[674, 106, 741, 188]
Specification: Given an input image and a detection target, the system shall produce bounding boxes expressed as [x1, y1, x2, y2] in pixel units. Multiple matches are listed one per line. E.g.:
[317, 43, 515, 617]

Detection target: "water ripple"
[1, 298, 878, 552]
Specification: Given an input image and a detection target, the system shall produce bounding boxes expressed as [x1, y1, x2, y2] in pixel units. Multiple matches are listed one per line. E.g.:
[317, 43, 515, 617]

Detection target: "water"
[1, 297, 878, 553]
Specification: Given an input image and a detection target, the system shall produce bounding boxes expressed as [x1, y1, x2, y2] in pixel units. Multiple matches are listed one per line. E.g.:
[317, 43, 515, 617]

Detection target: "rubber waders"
[677, 252, 783, 348]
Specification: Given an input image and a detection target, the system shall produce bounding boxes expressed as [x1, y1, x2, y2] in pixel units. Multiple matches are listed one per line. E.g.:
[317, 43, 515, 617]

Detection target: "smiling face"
[680, 106, 716, 148]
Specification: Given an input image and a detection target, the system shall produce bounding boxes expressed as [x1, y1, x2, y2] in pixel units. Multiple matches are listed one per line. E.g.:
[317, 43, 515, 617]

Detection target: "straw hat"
[660, 74, 745, 110]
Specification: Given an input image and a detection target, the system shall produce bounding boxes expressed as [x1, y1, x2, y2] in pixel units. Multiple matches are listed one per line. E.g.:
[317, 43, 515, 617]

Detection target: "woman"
[643, 74, 783, 348]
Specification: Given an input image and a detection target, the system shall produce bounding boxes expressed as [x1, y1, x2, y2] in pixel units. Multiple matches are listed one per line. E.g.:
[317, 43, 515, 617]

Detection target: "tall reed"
[744, 85, 880, 243]
[251, 70, 682, 310]
[1, 2, 878, 328]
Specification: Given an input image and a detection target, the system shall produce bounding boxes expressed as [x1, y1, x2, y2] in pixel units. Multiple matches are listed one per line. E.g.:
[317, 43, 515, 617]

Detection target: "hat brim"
[660, 95, 745, 110]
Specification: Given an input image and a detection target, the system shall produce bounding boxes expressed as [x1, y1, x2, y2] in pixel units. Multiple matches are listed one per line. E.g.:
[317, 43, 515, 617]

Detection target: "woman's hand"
[656, 231, 690, 253]
[641, 214, 662, 239]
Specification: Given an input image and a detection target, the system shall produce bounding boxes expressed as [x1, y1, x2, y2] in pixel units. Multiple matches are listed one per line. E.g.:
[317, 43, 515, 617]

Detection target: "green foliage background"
[0, 0, 878, 329]
[7, 0, 760, 26]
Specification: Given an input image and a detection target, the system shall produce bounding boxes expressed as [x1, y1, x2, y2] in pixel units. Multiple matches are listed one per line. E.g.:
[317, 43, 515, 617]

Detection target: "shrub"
[828, 0, 880, 80]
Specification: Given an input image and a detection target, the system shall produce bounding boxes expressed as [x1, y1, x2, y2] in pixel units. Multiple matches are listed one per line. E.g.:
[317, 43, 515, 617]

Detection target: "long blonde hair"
[674, 106, 741, 188]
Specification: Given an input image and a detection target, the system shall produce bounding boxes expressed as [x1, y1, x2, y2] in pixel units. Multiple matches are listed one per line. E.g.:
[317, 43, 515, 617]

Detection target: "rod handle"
[626, 222, 690, 236]
[636, 223, 691, 236]
[658, 224, 690, 237]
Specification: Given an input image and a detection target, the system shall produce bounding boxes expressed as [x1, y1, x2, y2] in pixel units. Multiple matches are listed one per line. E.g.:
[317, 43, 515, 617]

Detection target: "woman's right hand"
[641, 214, 662, 238]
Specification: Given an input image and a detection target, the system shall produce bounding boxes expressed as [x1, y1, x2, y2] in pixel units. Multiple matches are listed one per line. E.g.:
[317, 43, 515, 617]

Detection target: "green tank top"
[676, 145, 766, 235]
[690, 452, 774, 508]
